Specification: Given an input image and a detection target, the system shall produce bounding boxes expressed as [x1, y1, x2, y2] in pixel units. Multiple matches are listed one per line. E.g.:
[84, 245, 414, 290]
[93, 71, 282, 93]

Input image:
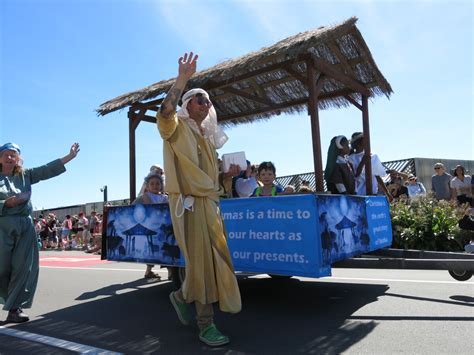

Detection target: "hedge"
[390, 195, 473, 252]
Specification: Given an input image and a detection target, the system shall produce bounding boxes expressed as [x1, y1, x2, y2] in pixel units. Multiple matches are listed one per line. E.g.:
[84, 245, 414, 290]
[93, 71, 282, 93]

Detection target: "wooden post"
[362, 95, 373, 195]
[307, 61, 325, 192]
[128, 108, 142, 202]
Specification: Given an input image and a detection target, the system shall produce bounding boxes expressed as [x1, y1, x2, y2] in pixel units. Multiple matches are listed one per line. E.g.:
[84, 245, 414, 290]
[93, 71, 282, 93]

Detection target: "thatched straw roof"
[97, 17, 392, 126]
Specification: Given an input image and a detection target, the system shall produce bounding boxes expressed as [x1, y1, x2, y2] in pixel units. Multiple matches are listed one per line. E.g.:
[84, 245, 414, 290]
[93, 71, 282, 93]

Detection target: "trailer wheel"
[268, 274, 293, 280]
[448, 269, 473, 281]
[169, 267, 186, 289]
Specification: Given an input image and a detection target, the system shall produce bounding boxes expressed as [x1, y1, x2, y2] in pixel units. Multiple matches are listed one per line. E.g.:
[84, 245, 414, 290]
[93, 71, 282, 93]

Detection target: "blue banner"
[104, 194, 392, 278]
[105, 204, 183, 266]
[365, 196, 393, 249]
[221, 195, 330, 277]
[316, 194, 392, 265]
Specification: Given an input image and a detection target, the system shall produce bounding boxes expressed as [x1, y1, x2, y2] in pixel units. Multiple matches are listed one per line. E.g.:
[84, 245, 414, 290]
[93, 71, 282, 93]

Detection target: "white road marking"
[41, 266, 161, 272]
[0, 326, 122, 354]
[40, 257, 101, 262]
[319, 276, 474, 285]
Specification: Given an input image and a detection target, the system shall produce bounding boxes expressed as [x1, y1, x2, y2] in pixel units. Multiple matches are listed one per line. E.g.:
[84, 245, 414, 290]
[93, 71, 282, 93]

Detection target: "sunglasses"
[434, 167, 442, 170]
[194, 95, 212, 106]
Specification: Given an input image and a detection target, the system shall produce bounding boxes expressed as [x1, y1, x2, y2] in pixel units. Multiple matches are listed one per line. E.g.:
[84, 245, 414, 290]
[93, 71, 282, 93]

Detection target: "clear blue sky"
[1, 0, 472, 210]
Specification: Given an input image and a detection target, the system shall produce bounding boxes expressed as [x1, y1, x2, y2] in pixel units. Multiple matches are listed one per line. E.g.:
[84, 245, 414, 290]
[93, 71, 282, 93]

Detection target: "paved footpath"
[0, 250, 473, 354]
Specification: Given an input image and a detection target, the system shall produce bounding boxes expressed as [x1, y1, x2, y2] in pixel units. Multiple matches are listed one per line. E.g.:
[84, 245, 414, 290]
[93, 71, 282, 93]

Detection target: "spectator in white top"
[347, 132, 391, 200]
[450, 165, 473, 206]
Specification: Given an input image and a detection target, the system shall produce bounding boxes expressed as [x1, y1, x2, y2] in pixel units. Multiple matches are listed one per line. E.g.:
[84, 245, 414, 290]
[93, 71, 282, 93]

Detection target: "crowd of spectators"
[34, 211, 103, 253]
[383, 162, 473, 206]
[432, 163, 473, 206]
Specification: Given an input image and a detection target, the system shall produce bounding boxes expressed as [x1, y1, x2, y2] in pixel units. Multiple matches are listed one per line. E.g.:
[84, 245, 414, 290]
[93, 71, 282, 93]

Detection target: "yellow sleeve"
[156, 111, 179, 140]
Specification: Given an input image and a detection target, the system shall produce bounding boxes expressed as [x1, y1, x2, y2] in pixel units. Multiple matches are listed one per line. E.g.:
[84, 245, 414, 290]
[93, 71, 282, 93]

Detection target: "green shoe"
[198, 323, 230, 347]
[169, 291, 191, 326]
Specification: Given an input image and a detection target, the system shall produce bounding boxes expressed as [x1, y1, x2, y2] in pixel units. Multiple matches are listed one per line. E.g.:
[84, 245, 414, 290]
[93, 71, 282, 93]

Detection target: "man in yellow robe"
[157, 52, 241, 347]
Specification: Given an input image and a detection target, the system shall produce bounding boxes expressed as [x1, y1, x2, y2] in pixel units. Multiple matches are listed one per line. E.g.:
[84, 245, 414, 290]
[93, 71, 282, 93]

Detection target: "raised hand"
[160, 52, 199, 118]
[61, 142, 80, 165]
[69, 142, 80, 158]
[178, 52, 198, 80]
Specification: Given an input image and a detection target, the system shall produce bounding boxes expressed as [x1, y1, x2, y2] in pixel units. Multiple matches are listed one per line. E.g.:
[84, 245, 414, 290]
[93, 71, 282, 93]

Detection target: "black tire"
[268, 274, 293, 280]
[170, 267, 186, 289]
[448, 269, 473, 281]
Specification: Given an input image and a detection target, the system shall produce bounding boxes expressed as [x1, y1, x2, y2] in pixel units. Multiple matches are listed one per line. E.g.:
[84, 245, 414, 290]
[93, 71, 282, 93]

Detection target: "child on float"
[132, 172, 169, 279]
[134, 172, 168, 205]
[283, 185, 296, 194]
[252, 161, 284, 197]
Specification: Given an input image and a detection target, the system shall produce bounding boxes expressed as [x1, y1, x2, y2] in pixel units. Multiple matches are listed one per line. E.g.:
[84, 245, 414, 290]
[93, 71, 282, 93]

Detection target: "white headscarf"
[177, 88, 228, 149]
[335, 135, 346, 149]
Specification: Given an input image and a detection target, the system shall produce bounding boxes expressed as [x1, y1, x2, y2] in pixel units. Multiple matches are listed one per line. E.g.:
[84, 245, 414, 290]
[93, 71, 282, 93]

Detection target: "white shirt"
[146, 192, 169, 203]
[235, 176, 259, 198]
[450, 176, 472, 197]
[347, 152, 387, 195]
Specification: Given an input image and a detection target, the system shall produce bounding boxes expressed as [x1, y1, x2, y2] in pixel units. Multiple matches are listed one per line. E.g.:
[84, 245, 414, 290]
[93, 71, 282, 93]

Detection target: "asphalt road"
[0, 250, 473, 354]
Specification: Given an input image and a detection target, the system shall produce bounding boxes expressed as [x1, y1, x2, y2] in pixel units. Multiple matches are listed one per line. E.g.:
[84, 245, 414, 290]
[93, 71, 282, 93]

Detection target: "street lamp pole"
[100, 185, 108, 205]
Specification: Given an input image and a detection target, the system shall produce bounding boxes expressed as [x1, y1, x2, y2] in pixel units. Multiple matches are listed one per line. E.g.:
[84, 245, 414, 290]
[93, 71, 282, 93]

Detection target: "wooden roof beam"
[344, 95, 362, 111]
[212, 77, 379, 102]
[211, 75, 301, 100]
[213, 82, 274, 106]
[204, 57, 302, 92]
[129, 87, 361, 125]
[127, 108, 146, 130]
[128, 108, 156, 124]
[219, 97, 308, 122]
[313, 74, 326, 98]
[282, 64, 308, 88]
[205, 55, 361, 92]
[210, 57, 364, 101]
[249, 78, 271, 101]
[218, 87, 357, 122]
[138, 114, 157, 124]
[327, 41, 356, 78]
[309, 55, 371, 96]
[348, 28, 391, 94]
